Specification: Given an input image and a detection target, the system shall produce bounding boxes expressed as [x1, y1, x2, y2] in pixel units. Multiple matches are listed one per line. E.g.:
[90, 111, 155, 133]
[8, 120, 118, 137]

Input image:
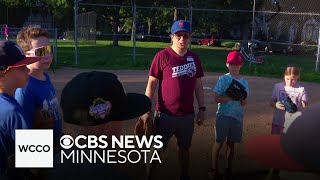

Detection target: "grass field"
[56, 40, 320, 83]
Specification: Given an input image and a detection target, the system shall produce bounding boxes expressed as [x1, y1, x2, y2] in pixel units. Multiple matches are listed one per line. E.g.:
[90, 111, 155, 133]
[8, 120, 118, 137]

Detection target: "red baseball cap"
[0, 41, 40, 71]
[226, 51, 242, 65]
[245, 104, 320, 173]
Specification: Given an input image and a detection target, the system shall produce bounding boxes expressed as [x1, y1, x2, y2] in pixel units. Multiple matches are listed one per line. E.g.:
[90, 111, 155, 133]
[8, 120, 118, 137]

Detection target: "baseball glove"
[134, 116, 156, 138]
[225, 79, 247, 101]
[281, 96, 298, 113]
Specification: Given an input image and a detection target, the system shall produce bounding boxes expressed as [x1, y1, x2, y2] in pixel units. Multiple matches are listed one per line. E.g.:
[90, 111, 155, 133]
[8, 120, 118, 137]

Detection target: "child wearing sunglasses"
[15, 26, 62, 145]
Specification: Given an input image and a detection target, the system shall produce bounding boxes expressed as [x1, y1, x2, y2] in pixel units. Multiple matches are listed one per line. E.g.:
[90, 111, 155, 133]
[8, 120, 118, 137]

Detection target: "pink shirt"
[4, 26, 8, 35]
[271, 82, 308, 126]
[149, 47, 204, 116]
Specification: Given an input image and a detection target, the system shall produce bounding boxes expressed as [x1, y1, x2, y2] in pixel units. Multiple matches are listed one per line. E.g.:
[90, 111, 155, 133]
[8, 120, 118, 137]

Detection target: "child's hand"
[196, 110, 206, 126]
[275, 101, 285, 111]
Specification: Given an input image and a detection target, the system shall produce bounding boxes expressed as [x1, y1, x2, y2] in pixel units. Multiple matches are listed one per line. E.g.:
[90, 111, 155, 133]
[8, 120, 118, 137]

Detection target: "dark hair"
[284, 65, 300, 77]
[16, 25, 50, 52]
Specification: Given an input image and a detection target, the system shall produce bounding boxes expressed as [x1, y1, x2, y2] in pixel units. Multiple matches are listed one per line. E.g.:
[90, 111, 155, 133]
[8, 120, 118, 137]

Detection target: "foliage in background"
[0, 0, 261, 42]
[0, 0, 71, 29]
[0, 0, 308, 48]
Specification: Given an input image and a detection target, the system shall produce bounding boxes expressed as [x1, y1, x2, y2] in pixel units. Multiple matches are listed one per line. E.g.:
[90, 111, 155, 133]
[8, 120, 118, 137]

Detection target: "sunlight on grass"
[55, 40, 320, 83]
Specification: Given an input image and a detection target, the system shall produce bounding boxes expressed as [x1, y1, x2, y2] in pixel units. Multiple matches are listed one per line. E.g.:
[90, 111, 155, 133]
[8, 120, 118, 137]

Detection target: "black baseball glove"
[281, 96, 298, 113]
[225, 79, 247, 101]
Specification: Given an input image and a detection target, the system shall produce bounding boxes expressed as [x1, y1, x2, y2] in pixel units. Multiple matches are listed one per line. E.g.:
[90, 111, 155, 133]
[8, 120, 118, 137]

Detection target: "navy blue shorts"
[215, 116, 243, 144]
[154, 112, 195, 151]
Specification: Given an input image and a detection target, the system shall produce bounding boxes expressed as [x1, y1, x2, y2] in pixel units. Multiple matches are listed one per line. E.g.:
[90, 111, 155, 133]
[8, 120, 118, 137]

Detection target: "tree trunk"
[173, 7, 177, 21]
[131, 27, 133, 41]
[147, 17, 152, 35]
[112, 7, 120, 46]
[112, 21, 119, 46]
[295, 16, 304, 43]
[108, 0, 125, 46]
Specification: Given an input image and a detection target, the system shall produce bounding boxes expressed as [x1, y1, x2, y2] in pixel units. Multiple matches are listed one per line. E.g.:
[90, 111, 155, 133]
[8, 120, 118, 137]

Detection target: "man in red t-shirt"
[141, 20, 206, 180]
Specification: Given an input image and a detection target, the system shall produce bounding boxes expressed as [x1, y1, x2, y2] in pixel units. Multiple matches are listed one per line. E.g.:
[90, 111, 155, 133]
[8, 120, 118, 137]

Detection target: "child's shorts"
[154, 112, 195, 151]
[215, 116, 243, 144]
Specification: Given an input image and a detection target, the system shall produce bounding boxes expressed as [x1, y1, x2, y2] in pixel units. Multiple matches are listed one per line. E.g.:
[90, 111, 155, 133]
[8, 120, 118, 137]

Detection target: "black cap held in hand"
[60, 71, 151, 126]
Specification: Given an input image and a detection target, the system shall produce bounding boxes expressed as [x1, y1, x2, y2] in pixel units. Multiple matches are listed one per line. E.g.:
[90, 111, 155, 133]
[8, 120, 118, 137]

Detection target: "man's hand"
[140, 111, 152, 125]
[196, 110, 206, 126]
[134, 111, 155, 137]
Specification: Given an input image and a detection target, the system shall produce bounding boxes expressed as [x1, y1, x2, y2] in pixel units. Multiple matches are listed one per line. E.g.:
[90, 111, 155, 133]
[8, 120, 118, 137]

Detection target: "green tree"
[1, 0, 70, 29]
[81, 0, 132, 46]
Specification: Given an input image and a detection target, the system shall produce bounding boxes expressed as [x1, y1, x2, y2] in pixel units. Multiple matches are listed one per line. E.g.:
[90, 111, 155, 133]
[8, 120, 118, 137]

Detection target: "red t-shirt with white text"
[149, 47, 204, 116]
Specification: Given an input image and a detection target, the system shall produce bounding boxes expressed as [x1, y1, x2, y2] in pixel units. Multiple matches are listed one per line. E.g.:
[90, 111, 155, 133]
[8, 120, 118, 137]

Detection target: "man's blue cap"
[171, 20, 191, 34]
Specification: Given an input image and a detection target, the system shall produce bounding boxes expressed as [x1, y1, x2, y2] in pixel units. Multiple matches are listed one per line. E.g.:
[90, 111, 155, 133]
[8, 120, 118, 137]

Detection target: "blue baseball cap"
[171, 20, 191, 34]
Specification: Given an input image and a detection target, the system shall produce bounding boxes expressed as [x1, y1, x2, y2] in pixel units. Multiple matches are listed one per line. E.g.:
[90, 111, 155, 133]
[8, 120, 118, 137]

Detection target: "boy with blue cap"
[0, 40, 40, 179]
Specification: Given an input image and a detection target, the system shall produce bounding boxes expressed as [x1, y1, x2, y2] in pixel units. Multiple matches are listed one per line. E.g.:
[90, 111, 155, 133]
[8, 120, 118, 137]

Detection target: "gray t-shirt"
[271, 82, 307, 126]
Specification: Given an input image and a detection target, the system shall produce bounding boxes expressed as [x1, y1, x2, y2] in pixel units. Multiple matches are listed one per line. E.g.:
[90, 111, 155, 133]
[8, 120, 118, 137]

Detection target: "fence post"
[132, 0, 136, 63]
[316, 26, 320, 72]
[54, 28, 58, 66]
[189, 0, 192, 49]
[74, 0, 79, 65]
[0, 26, 3, 40]
[250, 0, 256, 69]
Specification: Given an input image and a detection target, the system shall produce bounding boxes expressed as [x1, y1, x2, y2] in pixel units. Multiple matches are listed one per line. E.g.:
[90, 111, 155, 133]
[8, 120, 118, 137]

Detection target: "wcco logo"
[18, 144, 51, 153]
[15, 130, 53, 168]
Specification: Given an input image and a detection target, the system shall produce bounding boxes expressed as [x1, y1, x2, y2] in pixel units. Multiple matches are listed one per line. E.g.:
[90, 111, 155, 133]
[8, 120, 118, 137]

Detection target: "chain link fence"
[0, 6, 59, 64]
[253, 1, 320, 56]
[79, 2, 319, 56]
[69, 1, 320, 70]
[2, 2, 319, 68]
[0, 26, 59, 65]
[67, 11, 97, 44]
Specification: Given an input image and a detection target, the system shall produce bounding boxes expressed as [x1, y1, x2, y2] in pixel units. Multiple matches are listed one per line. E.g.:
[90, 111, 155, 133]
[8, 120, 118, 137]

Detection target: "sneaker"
[208, 168, 218, 180]
[223, 171, 232, 180]
[146, 175, 152, 180]
[222, 168, 233, 180]
[180, 174, 191, 180]
[269, 173, 281, 180]
[264, 169, 281, 180]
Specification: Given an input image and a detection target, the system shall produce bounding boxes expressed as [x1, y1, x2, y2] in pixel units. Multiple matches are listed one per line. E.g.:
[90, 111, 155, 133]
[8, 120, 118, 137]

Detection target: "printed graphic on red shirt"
[171, 61, 196, 78]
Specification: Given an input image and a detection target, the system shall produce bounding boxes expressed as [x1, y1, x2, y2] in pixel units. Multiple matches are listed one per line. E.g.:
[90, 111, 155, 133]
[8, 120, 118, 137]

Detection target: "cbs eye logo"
[60, 135, 74, 149]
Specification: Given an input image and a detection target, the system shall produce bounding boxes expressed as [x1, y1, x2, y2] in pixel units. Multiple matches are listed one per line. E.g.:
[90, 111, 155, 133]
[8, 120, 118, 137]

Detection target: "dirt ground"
[49, 67, 320, 180]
